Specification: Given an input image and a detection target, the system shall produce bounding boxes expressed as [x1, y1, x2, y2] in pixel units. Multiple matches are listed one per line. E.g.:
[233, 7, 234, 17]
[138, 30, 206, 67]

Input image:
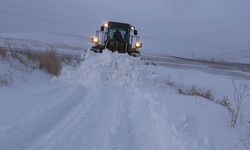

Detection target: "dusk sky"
[0, 0, 249, 53]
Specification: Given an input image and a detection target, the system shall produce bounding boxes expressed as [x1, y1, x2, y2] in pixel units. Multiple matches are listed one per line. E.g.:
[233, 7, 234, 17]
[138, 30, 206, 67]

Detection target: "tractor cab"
[91, 21, 142, 57]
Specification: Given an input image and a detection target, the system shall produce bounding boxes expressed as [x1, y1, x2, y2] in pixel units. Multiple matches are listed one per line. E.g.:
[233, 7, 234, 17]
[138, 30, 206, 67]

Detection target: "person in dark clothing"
[113, 29, 123, 42]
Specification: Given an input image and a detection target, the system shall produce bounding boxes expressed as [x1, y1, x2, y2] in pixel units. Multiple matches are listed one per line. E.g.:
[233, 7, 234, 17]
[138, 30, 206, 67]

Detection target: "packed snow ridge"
[0, 51, 247, 150]
[60, 51, 155, 88]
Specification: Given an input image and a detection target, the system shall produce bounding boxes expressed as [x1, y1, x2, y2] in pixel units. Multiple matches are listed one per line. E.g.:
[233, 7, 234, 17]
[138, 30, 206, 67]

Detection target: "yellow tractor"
[91, 21, 142, 57]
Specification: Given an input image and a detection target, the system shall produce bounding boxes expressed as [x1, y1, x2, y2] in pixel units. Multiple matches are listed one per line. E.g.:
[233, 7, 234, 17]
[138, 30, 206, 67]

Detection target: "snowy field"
[0, 0, 249, 149]
[1, 32, 250, 64]
[0, 33, 89, 52]
[0, 51, 250, 150]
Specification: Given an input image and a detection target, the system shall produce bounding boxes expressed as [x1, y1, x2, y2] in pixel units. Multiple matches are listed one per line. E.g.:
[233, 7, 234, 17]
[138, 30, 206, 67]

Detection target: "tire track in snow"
[0, 85, 88, 150]
[29, 85, 136, 150]
[139, 90, 215, 150]
[29, 85, 169, 150]
[107, 89, 136, 150]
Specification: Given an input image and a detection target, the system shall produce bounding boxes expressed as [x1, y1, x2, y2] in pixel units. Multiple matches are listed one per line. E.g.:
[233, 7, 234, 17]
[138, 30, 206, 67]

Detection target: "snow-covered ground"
[0, 32, 89, 52]
[1, 0, 249, 149]
[0, 51, 249, 150]
[1, 33, 250, 65]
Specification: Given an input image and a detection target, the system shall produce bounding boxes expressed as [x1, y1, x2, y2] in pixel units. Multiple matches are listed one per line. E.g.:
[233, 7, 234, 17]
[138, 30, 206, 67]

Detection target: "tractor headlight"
[91, 36, 99, 43]
[135, 42, 142, 48]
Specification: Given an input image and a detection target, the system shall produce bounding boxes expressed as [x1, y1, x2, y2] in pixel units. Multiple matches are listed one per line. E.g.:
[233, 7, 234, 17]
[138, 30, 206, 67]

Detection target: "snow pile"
[60, 51, 157, 88]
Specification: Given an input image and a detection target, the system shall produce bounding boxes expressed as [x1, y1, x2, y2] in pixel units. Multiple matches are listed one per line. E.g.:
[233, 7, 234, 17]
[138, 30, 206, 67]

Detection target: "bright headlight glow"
[135, 42, 142, 48]
[131, 26, 135, 30]
[104, 22, 108, 28]
[91, 36, 99, 43]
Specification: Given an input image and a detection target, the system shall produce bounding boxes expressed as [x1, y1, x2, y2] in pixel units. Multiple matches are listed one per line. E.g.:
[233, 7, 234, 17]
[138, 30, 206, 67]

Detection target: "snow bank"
[0, 54, 39, 86]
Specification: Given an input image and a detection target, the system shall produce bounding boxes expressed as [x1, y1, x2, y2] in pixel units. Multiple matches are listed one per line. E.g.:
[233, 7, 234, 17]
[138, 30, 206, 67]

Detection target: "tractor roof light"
[135, 42, 142, 48]
[104, 22, 109, 28]
[91, 36, 99, 44]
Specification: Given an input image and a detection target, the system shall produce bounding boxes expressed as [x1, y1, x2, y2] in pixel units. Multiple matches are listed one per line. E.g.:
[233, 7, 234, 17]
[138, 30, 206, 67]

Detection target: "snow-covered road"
[143, 53, 250, 73]
[1, 52, 247, 150]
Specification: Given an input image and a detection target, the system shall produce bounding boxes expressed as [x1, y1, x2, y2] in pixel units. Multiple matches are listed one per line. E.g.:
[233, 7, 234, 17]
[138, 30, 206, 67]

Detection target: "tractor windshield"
[108, 28, 128, 42]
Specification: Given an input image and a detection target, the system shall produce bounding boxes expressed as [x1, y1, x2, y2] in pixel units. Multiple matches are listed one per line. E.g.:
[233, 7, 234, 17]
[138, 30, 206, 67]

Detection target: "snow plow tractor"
[90, 21, 142, 57]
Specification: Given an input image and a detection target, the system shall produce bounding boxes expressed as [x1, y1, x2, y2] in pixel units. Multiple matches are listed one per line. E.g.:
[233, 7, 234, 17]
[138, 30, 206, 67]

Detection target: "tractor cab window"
[108, 28, 128, 42]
